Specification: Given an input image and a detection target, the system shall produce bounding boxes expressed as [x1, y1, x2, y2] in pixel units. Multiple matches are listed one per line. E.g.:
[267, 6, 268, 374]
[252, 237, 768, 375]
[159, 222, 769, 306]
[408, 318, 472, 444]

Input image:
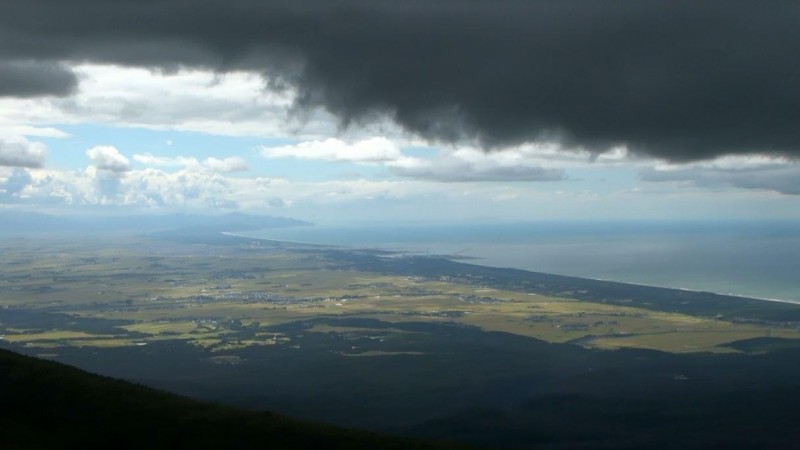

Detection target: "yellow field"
[1, 331, 112, 342]
[1, 236, 797, 353]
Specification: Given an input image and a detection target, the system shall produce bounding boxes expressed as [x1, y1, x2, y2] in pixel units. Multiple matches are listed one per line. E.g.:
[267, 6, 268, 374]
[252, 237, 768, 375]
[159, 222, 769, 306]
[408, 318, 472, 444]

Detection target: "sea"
[237, 221, 800, 304]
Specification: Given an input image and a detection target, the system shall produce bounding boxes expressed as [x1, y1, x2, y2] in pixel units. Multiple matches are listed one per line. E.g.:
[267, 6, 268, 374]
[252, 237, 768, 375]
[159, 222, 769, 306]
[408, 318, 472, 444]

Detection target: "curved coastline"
[224, 230, 800, 306]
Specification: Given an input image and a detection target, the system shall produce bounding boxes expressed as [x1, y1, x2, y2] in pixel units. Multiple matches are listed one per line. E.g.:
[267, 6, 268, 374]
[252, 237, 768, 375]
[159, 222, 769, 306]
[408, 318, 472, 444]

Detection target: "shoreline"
[579, 276, 800, 306]
[226, 230, 800, 306]
[222, 232, 344, 249]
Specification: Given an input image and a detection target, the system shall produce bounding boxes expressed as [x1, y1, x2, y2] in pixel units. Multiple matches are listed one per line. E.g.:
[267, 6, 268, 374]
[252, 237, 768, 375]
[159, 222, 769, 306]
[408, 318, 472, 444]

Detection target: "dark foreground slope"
[21, 322, 800, 450]
[0, 348, 466, 450]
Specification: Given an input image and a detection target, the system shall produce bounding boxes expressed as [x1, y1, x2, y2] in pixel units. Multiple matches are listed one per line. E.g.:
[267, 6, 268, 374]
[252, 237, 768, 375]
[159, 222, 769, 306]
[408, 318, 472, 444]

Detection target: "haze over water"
[241, 221, 800, 303]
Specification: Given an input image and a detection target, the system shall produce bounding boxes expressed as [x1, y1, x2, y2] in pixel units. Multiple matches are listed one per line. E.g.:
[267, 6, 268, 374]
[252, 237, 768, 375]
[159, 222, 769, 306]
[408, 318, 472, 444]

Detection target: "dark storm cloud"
[0, 61, 77, 98]
[2, 0, 800, 161]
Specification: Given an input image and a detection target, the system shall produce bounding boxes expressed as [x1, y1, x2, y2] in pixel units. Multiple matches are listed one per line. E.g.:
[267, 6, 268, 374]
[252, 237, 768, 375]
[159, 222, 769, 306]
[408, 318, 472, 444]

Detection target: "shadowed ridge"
[0, 348, 472, 450]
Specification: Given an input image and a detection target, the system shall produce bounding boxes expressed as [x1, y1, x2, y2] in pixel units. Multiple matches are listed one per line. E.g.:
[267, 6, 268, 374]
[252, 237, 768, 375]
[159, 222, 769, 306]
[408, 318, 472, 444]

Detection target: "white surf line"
[581, 276, 800, 305]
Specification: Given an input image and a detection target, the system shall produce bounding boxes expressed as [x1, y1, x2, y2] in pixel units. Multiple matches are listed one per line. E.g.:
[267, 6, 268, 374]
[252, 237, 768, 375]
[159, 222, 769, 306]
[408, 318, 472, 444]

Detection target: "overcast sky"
[1, 0, 798, 223]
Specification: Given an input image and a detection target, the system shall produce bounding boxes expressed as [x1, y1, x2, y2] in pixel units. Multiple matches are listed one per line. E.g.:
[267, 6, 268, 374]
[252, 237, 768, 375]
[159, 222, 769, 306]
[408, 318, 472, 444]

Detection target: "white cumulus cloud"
[260, 138, 567, 182]
[202, 157, 248, 173]
[261, 137, 402, 163]
[86, 145, 131, 173]
[388, 147, 565, 182]
[134, 153, 248, 173]
[133, 153, 198, 168]
[0, 136, 47, 168]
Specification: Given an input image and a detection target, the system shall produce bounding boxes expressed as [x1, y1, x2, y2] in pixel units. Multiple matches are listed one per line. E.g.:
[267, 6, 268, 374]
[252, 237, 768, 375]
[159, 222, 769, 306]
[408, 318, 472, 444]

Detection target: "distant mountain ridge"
[0, 211, 310, 234]
[0, 348, 466, 450]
